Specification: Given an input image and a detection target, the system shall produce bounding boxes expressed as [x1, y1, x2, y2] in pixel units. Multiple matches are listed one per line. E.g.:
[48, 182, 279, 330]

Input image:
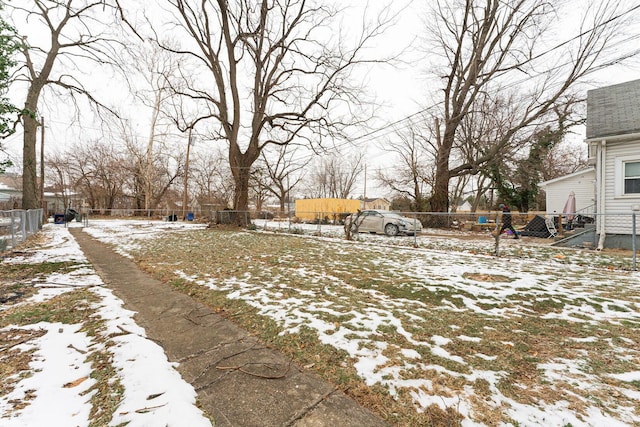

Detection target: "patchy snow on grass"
[0, 223, 211, 427]
[63, 220, 640, 426]
[80, 220, 206, 258]
[91, 286, 210, 427]
[3, 224, 87, 264]
[610, 371, 640, 382]
[0, 322, 95, 427]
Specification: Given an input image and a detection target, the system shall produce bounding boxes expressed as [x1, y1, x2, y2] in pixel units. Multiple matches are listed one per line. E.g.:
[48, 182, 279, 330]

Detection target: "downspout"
[597, 140, 607, 250]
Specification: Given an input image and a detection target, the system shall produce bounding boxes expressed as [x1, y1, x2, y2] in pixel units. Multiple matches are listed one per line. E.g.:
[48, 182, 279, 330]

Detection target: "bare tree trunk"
[472, 175, 491, 212]
[230, 143, 259, 226]
[232, 167, 251, 225]
[431, 146, 452, 219]
[22, 86, 44, 209]
[22, 110, 39, 209]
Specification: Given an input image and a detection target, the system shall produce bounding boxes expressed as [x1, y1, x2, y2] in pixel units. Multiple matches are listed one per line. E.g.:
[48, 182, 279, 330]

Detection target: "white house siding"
[539, 169, 595, 215]
[603, 140, 640, 235]
[362, 198, 391, 211]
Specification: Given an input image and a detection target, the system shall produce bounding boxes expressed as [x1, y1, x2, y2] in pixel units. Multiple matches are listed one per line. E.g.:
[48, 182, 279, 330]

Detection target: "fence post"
[10, 211, 16, 248]
[493, 213, 501, 256]
[20, 210, 27, 239]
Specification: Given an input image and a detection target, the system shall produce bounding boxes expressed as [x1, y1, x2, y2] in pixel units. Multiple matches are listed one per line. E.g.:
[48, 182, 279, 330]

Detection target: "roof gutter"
[585, 131, 640, 144]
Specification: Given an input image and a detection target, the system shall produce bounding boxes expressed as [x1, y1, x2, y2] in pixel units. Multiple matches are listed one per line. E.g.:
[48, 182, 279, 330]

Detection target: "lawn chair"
[545, 216, 558, 238]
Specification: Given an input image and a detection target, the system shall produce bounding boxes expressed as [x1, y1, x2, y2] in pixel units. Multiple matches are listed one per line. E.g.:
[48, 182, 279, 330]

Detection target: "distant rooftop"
[586, 78, 640, 139]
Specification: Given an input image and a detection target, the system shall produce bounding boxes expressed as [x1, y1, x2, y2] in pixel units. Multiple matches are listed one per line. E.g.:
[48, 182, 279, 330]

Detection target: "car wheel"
[384, 223, 399, 236]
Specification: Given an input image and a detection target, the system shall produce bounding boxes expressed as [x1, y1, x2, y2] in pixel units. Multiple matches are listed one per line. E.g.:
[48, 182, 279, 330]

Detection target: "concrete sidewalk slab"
[70, 228, 387, 427]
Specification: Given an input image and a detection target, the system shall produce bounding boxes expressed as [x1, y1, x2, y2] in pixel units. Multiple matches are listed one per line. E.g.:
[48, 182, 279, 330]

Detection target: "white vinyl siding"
[603, 141, 640, 234]
[540, 169, 595, 215]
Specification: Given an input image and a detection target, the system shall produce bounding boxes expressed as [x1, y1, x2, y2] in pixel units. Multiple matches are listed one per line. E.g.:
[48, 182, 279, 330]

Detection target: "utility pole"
[40, 117, 45, 223]
[182, 127, 193, 220]
[363, 163, 367, 203]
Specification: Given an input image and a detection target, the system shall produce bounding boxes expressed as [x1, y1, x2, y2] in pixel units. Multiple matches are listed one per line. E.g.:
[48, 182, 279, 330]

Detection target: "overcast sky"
[3, 0, 640, 197]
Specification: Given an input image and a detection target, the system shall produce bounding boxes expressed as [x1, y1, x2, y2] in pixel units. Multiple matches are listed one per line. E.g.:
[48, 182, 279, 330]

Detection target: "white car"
[344, 210, 422, 236]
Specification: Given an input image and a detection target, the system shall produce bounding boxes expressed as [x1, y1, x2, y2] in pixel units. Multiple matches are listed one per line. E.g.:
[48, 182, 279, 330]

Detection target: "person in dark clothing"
[499, 203, 519, 239]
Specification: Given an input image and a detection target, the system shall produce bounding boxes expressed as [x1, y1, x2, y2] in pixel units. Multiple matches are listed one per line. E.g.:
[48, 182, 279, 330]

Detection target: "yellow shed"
[295, 198, 361, 222]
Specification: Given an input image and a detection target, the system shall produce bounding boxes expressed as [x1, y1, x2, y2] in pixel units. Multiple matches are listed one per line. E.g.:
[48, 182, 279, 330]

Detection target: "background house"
[361, 197, 390, 211]
[539, 168, 596, 216]
[0, 175, 22, 210]
[0, 174, 71, 214]
[585, 78, 640, 249]
[455, 200, 473, 212]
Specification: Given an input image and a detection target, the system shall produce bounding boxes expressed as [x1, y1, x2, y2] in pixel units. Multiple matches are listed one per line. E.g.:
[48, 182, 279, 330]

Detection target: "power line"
[527, 2, 640, 63]
[22, 3, 640, 173]
[333, 9, 640, 153]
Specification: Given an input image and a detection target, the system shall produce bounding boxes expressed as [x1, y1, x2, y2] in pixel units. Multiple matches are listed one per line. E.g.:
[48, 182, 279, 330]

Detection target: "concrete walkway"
[70, 228, 386, 427]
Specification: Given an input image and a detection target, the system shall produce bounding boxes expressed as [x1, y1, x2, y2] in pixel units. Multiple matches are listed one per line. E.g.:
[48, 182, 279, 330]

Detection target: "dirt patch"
[462, 272, 512, 282]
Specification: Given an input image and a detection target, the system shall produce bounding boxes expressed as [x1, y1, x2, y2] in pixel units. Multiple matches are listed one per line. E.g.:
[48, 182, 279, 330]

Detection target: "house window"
[625, 161, 640, 194]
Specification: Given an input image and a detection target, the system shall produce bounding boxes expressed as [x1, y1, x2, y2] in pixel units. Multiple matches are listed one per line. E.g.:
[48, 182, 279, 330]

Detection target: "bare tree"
[305, 151, 364, 199]
[70, 140, 129, 210]
[124, 40, 183, 211]
[425, 0, 631, 214]
[189, 147, 234, 211]
[328, 152, 364, 199]
[376, 123, 434, 211]
[256, 146, 308, 215]
[540, 138, 589, 182]
[249, 166, 271, 213]
[154, 1, 393, 224]
[7, 0, 122, 209]
[453, 91, 531, 212]
[113, 118, 183, 213]
[46, 152, 72, 211]
[47, 139, 132, 211]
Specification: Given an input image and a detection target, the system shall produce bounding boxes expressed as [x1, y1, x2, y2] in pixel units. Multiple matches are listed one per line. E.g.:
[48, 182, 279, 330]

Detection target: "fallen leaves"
[63, 376, 88, 388]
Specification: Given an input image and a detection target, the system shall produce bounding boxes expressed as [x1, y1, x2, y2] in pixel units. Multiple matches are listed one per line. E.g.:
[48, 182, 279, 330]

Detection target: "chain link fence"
[58, 208, 638, 249]
[0, 209, 44, 252]
[251, 208, 629, 240]
[3, 207, 638, 268]
[43, 207, 639, 266]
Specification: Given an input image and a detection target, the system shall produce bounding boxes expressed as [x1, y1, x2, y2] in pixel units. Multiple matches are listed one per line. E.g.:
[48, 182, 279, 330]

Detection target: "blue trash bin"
[478, 216, 487, 224]
[186, 212, 194, 221]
